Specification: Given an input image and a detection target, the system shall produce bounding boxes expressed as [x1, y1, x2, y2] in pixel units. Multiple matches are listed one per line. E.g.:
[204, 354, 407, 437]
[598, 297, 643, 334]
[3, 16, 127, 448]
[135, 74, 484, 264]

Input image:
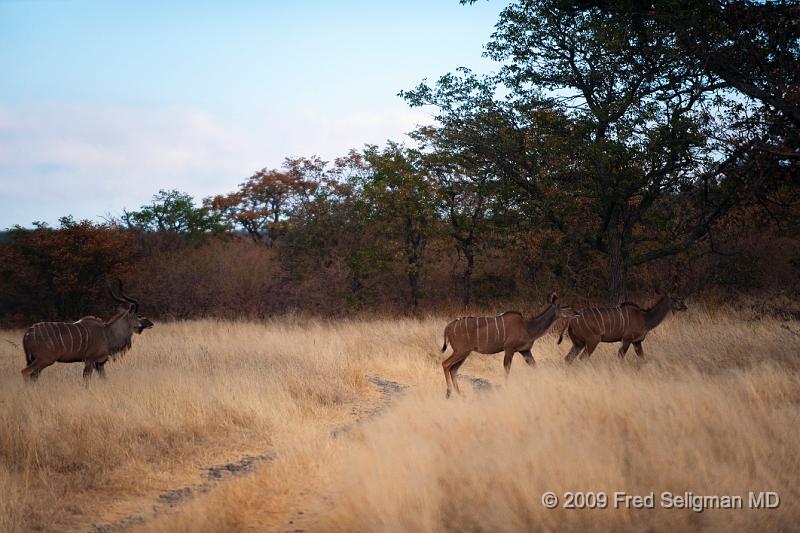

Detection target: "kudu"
[559, 279, 687, 363]
[440, 293, 578, 398]
[21, 281, 153, 381]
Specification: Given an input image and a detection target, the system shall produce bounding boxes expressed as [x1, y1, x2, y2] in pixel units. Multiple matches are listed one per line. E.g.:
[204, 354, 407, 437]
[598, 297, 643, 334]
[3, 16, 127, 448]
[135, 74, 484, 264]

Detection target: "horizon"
[0, 0, 504, 229]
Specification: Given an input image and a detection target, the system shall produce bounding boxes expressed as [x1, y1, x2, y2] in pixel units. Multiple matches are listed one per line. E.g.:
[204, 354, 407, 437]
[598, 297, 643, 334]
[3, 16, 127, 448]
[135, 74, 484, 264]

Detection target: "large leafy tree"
[569, 0, 800, 127]
[122, 189, 224, 236]
[206, 160, 322, 245]
[405, 0, 752, 303]
[573, 0, 800, 236]
[418, 132, 505, 307]
[280, 151, 380, 304]
[357, 142, 440, 309]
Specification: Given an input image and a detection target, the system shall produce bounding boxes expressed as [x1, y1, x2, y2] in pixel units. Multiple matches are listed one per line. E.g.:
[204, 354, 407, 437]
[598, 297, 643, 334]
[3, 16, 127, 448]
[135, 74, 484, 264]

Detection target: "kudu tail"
[441, 327, 448, 352]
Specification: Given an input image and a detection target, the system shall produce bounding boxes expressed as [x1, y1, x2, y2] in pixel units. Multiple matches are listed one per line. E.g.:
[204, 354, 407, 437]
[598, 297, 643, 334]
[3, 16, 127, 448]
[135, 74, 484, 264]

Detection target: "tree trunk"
[606, 206, 626, 305]
[405, 216, 422, 310]
[408, 267, 419, 310]
[461, 246, 474, 308]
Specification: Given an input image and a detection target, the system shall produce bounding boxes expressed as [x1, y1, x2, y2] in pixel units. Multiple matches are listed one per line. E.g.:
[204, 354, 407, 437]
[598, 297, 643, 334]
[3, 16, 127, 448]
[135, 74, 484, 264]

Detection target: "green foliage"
[359, 143, 441, 306]
[122, 189, 224, 236]
[403, 0, 770, 302]
[3, 1, 797, 320]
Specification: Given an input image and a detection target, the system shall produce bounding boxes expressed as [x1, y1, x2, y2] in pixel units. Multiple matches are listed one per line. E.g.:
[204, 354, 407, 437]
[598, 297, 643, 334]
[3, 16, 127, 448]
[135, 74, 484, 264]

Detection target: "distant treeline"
[2, 0, 798, 324]
[0, 164, 796, 326]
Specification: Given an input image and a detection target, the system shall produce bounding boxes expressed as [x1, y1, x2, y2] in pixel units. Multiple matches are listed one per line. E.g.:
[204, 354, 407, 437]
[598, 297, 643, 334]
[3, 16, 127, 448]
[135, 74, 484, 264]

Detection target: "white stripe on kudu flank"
[56, 325, 65, 351]
[39, 324, 47, 348]
[67, 326, 74, 352]
[598, 308, 605, 333]
[43, 325, 55, 351]
[49, 324, 58, 351]
[494, 316, 500, 339]
[589, 308, 600, 331]
[501, 316, 506, 342]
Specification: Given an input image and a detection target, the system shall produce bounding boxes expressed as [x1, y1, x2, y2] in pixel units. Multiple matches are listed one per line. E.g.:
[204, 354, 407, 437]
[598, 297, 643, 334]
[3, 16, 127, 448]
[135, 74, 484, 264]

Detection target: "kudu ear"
[549, 292, 558, 304]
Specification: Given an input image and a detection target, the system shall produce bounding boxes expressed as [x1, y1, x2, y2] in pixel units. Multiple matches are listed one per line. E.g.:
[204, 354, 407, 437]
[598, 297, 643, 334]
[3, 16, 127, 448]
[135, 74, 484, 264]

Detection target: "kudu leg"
[520, 349, 536, 367]
[21, 365, 39, 381]
[442, 360, 453, 398]
[450, 355, 470, 396]
[580, 339, 600, 360]
[618, 340, 632, 359]
[83, 362, 94, 380]
[443, 352, 467, 398]
[21, 359, 50, 382]
[94, 361, 107, 378]
[564, 342, 583, 363]
[503, 349, 515, 376]
[449, 358, 467, 394]
[633, 341, 644, 358]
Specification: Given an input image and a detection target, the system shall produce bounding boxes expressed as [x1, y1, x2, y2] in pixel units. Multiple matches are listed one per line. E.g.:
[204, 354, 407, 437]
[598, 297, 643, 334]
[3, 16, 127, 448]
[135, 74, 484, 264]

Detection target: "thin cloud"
[0, 103, 431, 228]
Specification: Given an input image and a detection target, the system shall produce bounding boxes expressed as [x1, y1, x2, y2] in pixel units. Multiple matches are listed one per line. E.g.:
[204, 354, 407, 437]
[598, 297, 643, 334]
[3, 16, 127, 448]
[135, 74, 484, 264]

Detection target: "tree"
[566, 0, 800, 274]
[419, 140, 500, 307]
[564, 0, 800, 127]
[357, 142, 441, 310]
[405, 0, 744, 303]
[207, 161, 322, 245]
[0, 218, 139, 322]
[122, 189, 223, 236]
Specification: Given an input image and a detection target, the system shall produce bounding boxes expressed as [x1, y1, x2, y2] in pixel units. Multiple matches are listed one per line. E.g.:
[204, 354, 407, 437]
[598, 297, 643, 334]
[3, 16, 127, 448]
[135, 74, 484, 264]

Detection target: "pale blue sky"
[0, 0, 504, 228]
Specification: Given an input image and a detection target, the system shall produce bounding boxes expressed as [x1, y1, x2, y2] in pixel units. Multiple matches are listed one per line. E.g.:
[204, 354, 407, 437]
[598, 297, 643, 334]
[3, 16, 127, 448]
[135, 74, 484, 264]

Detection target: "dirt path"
[86, 373, 495, 532]
[330, 376, 408, 438]
[88, 451, 277, 532]
[87, 376, 409, 533]
[277, 374, 492, 533]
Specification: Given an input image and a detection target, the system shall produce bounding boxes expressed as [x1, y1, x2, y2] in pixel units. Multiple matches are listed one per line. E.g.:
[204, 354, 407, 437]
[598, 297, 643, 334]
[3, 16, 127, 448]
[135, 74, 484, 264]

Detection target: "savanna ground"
[1, 305, 799, 532]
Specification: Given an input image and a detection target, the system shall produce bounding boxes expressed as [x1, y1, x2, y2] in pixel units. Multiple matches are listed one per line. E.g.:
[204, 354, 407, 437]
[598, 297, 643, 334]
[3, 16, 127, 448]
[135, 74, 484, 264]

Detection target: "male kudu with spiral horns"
[21, 280, 154, 381]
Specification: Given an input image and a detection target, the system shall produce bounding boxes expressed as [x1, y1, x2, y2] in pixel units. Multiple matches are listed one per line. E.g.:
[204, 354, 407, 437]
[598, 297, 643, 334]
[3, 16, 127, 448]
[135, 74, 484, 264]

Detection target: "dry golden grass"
[2, 306, 799, 532]
[0, 317, 384, 532]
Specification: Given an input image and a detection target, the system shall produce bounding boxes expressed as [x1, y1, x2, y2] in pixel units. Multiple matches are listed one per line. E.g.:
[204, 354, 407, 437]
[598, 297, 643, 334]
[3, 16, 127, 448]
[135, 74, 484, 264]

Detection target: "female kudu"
[440, 293, 577, 398]
[559, 280, 687, 363]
